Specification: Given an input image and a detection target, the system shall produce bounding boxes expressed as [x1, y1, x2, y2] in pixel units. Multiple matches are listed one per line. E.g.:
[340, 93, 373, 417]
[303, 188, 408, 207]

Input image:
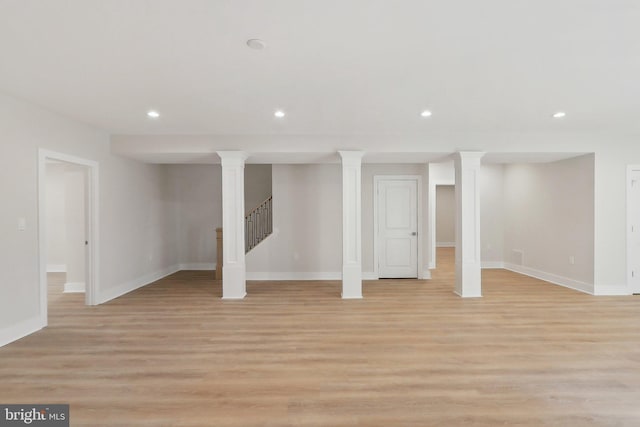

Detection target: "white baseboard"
[503, 263, 594, 295]
[594, 284, 632, 296]
[421, 269, 432, 279]
[97, 264, 180, 304]
[0, 316, 43, 348]
[47, 264, 67, 273]
[246, 271, 417, 281]
[179, 263, 216, 271]
[64, 282, 85, 293]
[482, 261, 505, 269]
[436, 242, 455, 248]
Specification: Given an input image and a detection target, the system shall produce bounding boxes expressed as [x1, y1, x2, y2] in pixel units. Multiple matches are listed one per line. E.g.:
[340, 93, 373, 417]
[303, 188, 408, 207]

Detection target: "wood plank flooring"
[2, 248, 640, 426]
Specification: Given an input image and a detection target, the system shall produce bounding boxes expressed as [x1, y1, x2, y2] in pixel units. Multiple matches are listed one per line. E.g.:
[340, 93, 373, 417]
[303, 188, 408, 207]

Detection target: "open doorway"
[38, 150, 99, 326]
[435, 185, 455, 249]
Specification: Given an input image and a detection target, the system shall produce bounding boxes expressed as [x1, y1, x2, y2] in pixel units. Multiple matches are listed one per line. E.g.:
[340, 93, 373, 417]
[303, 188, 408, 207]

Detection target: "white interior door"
[629, 169, 640, 293]
[378, 179, 418, 278]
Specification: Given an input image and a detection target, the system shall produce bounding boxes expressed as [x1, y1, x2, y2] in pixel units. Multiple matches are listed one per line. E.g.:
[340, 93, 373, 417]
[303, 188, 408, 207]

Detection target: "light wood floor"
[2, 248, 640, 426]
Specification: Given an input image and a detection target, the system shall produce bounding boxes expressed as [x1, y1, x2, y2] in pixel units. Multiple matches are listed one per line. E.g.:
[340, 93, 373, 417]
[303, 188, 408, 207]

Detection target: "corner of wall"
[97, 264, 181, 304]
[0, 316, 44, 348]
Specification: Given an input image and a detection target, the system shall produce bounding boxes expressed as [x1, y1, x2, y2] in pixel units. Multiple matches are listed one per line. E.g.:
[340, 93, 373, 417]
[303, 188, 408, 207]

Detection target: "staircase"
[245, 196, 273, 252]
[216, 196, 273, 280]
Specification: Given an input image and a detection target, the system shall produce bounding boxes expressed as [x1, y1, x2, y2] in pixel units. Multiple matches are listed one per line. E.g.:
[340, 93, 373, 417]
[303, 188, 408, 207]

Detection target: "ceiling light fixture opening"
[274, 110, 285, 118]
[420, 110, 432, 117]
[552, 111, 566, 118]
[247, 39, 266, 50]
[147, 110, 160, 119]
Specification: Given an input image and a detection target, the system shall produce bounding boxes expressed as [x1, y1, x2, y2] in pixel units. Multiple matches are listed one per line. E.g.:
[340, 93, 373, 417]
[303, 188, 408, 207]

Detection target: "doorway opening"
[38, 150, 99, 327]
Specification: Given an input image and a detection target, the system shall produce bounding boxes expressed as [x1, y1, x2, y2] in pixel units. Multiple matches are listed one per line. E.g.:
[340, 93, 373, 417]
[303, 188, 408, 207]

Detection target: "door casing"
[374, 175, 423, 279]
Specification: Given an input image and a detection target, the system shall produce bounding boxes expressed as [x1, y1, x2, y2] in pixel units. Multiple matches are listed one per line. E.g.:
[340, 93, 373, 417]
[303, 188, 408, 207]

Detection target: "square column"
[217, 151, 248, 299]
[454, 152, 485, 297]
[339, 151, 364, 299]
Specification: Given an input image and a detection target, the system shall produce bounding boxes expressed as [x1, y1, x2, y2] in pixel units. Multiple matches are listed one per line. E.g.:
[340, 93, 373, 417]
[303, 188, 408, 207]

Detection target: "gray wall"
[245, 164, 272, 214]
[166, 164, 221, 268]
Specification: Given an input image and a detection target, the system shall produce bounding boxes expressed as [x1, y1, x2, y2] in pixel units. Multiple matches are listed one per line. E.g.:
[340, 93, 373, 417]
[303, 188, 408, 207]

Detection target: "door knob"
[411, 232, 417, 236]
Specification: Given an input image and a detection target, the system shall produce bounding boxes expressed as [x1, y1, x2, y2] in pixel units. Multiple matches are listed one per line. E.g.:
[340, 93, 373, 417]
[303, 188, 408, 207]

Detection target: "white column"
[454, 152, 485, 297]
[218, 151, 248, 299]
[339, 151, 364, 299]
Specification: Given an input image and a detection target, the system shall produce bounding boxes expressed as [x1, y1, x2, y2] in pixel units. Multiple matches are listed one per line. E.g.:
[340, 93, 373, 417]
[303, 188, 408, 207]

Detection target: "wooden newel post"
[216, 227, 223, 280]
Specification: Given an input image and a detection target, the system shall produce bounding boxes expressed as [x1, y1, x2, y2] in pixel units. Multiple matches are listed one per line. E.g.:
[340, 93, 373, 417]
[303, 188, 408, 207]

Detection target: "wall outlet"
[18, 217, 26, 231]
[569, 256, 575, 265]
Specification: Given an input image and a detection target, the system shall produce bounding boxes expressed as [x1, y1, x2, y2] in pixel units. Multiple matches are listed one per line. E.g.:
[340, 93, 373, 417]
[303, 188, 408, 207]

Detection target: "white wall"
[116, 131, 640, 294]
[166, 164, 221, 268]
[435, 185, 455, 246]
[480, 164, 505, 265]
[503, 154, 595, 290]
[0, 91, 180, 346]
[427, 161, 455, 268]
[247, 163, 430, 278]
[247, 164, 342, 277]
[45, 163, 66, 270]
[245, 164, 272, 214]
[164, 164, 271, 269]
[428, 162, 505, 266]
[362, 164, 429, 276]
[63, 165, 86, 288]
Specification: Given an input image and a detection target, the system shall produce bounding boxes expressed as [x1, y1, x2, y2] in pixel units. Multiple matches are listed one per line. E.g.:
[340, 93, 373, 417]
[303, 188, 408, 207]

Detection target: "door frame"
[373, 175, 423, 279]
[627, 165, 640, 294]
[38, 149, 100, 328]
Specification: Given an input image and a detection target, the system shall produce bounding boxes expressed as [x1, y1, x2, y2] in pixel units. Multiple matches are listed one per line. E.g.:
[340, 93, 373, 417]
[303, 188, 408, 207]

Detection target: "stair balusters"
[245, 196, 273, 253]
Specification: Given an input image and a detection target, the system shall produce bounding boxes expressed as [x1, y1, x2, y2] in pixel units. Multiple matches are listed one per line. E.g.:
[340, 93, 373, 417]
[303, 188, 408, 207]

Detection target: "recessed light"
[147, 110, 160, 119]
[274, 110, 285, 118]
[247, 39, 266, 50]
[420, 110, 432, 117]
[552, 111, 566, 118]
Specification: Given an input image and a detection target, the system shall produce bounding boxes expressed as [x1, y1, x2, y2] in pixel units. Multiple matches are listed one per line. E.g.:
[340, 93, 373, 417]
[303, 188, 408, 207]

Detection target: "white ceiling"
[1, 1, 638, 162]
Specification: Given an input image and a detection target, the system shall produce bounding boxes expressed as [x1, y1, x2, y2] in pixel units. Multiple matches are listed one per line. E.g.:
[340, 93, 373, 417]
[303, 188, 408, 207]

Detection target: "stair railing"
[245, 196, 273, 253]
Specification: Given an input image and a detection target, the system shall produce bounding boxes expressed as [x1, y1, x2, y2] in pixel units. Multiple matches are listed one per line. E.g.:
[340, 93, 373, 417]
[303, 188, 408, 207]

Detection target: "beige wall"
[435, 185, 455, 246]
[45, 163, 67, 269]
[63, 166, 86, 286]
[361, 164, 429, 274]
[164, 164, 272, 267]
[247, 164, 342, 274]
[503, 154, 595, 286]
[480, 164, 505, 264]
[0, 91, 179, 341]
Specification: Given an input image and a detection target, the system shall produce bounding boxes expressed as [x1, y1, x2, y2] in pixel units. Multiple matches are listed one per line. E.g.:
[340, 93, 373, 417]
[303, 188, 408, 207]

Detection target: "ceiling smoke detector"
[246, 39, 266, 50]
